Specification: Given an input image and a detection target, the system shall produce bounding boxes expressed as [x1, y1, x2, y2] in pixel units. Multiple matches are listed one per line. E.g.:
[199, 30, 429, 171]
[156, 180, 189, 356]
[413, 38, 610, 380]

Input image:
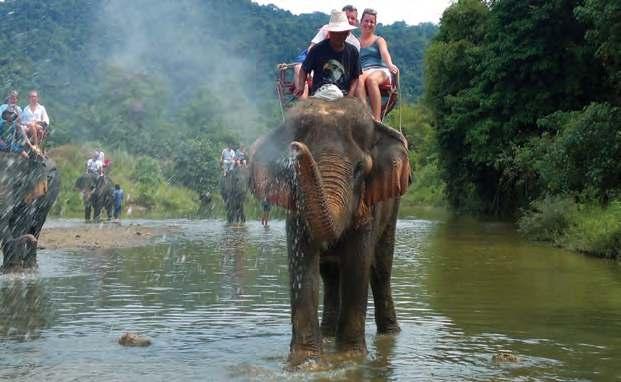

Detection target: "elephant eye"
[354, 161, 364, 177]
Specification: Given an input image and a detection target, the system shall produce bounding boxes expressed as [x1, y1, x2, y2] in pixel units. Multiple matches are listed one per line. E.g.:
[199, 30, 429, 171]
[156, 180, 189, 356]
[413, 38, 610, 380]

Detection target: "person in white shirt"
[20, 90, 49, 148]
[221, 145, 236, 175]
[86, 151, 104, 176]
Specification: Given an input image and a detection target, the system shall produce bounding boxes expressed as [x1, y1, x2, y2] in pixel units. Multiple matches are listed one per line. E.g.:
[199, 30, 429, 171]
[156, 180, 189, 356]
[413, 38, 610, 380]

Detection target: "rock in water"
[492, 350, 519, 363]
[118, 332, 152, 347]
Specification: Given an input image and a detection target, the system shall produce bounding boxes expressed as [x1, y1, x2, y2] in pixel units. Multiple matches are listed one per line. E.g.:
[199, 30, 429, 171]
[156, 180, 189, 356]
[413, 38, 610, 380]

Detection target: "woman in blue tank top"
[356, 9, 399, 121]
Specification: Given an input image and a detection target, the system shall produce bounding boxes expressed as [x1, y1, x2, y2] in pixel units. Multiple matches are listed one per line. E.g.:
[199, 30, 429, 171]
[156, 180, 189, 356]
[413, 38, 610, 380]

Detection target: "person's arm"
[347, 47, 362, 97]
[295, 67, 308, 97]
[347, 78, 359, 97]
[40, 105, 50, 125]
[377, 37, 398, 74]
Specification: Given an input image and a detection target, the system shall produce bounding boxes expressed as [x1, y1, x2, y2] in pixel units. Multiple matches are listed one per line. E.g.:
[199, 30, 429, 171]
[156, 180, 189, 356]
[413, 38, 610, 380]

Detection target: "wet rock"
[492, 350, 519, 363]
[118, 332, 151, 347]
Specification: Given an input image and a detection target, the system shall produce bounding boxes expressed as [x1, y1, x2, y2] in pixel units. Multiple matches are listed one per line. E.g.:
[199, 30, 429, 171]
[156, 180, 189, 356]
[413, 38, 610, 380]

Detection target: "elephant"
[220, 166, 248, 224]
[249, 97, 411, 365]
[0, 153, 60, 272]
[74, 173, 114, 222]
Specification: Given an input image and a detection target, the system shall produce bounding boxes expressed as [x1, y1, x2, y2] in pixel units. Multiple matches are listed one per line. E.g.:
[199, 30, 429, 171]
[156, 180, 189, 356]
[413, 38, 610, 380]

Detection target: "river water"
[1, 215, 620, 381]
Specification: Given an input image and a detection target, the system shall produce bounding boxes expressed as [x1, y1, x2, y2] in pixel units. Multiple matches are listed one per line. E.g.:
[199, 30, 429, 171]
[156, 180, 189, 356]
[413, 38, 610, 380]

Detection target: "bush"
[518, 196, 577, 242]
[519, 197, 621, 258]
[565, 201, 621, 259]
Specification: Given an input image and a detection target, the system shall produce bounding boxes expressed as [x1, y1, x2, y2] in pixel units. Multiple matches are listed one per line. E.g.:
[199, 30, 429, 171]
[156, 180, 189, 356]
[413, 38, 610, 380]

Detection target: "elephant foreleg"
[320, 257, 339, 337]
[336, 226, 373, 354]
[370, 208, 400, 334]
[84, 202, 92, 222]
[286, 213, 321, 365]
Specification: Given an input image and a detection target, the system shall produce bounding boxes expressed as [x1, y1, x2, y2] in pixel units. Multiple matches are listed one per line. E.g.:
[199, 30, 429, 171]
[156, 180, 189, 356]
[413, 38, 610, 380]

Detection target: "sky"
[252, 0, 453, 25]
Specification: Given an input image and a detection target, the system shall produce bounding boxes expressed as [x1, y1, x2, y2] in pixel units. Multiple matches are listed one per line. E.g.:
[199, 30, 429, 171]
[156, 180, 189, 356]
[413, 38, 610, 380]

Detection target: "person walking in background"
[113, 184, 124, 222]
[261, 197, 271, 227]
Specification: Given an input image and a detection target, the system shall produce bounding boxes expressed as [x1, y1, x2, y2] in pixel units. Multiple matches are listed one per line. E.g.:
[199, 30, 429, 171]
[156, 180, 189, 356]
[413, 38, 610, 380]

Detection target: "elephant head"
[250, 98, 410, 242]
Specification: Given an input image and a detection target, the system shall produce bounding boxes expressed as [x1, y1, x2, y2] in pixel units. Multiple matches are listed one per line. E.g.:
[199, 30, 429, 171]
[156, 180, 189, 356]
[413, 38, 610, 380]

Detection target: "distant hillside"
[0, 0, 436, 111]
[0, 0, 437, 196]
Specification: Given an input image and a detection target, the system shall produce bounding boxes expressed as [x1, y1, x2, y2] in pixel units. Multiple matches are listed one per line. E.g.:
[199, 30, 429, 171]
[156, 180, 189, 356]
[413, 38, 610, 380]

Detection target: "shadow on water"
[1, 217, 620, 381]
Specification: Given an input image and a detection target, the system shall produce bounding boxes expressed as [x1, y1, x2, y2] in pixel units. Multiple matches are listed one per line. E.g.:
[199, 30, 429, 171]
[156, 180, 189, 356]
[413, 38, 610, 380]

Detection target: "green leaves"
[425, 0, 618, 215]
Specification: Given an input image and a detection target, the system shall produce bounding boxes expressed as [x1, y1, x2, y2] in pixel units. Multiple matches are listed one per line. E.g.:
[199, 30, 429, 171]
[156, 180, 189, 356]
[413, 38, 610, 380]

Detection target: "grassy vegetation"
[48, 144, 199, 218]
[519, 197, 621, 259]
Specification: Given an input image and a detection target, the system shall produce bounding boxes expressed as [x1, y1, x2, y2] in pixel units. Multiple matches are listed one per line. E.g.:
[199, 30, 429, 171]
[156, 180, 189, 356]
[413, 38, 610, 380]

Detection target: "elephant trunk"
[290, 142, 351, 243]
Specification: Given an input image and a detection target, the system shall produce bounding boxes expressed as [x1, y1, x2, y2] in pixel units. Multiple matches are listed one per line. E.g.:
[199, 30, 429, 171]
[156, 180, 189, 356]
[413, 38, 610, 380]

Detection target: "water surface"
[1, 217, 620, 381]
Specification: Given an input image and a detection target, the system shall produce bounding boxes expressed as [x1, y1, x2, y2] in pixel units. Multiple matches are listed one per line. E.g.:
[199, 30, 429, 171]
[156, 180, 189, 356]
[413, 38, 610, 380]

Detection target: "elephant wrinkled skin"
[74, 173, 114, 222]
[0, 153, 60, 272]
[249, 98, 411, 365]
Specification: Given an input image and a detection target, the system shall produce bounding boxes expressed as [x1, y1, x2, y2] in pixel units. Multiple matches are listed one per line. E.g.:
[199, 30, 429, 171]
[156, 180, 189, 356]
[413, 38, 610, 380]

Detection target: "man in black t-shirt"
[295, 10, 361, 98]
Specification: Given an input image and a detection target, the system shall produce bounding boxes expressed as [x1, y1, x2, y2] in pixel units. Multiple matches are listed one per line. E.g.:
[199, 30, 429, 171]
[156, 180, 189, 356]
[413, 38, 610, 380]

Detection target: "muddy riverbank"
[38, 222, 176, 251]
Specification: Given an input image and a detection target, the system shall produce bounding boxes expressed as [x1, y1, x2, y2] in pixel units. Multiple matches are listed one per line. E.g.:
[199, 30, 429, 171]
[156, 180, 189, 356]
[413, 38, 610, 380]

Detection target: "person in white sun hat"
[295, 9, 362, 100]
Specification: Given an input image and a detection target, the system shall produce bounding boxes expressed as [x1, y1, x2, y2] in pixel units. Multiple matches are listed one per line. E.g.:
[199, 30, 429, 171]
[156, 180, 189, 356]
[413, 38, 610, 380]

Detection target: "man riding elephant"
[0, 153, 60, 272]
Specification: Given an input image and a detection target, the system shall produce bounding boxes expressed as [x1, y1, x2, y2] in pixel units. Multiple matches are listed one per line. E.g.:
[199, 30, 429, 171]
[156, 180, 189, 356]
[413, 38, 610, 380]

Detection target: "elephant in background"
[0, 154, 60, 272]
[220, 166, 248, 224]
[249, 98, 411, 365]
[74, 173, 114, 222]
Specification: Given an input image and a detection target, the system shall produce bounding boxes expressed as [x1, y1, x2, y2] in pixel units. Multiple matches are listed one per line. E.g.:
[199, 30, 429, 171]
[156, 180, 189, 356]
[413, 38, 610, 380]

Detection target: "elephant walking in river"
[1, 154, 60, 272]
[249, 98, 411, 365]
[220, 166, 248, 224]
[74, 173, 114, 222]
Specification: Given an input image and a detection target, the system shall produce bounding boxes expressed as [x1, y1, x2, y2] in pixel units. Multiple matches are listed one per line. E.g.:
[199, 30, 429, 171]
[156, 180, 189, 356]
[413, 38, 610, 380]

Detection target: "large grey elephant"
[249, 97, 411, 365]
[74, 173, 114, 222]
[220, 166, 248, 224]
[0, 154, 60, 272]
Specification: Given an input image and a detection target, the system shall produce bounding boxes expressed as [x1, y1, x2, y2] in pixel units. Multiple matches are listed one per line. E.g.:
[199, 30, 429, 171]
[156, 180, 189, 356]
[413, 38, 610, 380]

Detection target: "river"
[1, 215, 620, 381]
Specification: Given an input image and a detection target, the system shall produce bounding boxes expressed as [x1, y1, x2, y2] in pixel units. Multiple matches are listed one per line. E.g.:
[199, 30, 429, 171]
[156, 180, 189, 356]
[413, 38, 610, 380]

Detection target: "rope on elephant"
[397, 73, 403, 134]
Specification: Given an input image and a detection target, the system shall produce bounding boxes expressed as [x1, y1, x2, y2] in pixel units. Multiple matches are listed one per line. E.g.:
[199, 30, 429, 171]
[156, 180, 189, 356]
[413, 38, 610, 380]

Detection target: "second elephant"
[74, 174, 114, 222]
[220, 166, 248, 224]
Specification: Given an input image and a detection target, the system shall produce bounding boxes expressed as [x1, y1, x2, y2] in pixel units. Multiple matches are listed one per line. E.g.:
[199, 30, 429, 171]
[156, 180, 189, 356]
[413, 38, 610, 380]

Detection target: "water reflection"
[0, 218, 620, 381]
[0, 276, 51, 341]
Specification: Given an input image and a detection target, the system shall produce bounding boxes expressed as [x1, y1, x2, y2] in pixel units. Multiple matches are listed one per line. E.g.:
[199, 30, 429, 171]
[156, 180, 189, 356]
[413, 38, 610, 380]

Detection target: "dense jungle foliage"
[0, 0, 436, 215]
[425, 0, 620, 257]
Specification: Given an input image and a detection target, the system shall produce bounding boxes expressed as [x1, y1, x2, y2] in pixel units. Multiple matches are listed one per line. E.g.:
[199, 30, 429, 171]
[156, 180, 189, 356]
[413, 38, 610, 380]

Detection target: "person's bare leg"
[366, 71, 389, 121]
[356, 71, 371, 105]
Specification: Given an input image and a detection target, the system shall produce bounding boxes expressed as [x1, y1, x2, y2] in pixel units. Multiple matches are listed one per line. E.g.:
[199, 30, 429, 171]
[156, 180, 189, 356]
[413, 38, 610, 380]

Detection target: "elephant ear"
[249, 125, 294, 209]
[365, 121, 412, 206]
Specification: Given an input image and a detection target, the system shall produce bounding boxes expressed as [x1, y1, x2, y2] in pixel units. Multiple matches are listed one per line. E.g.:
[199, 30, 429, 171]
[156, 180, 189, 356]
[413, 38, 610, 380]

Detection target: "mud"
[38, 222, 175, 251]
